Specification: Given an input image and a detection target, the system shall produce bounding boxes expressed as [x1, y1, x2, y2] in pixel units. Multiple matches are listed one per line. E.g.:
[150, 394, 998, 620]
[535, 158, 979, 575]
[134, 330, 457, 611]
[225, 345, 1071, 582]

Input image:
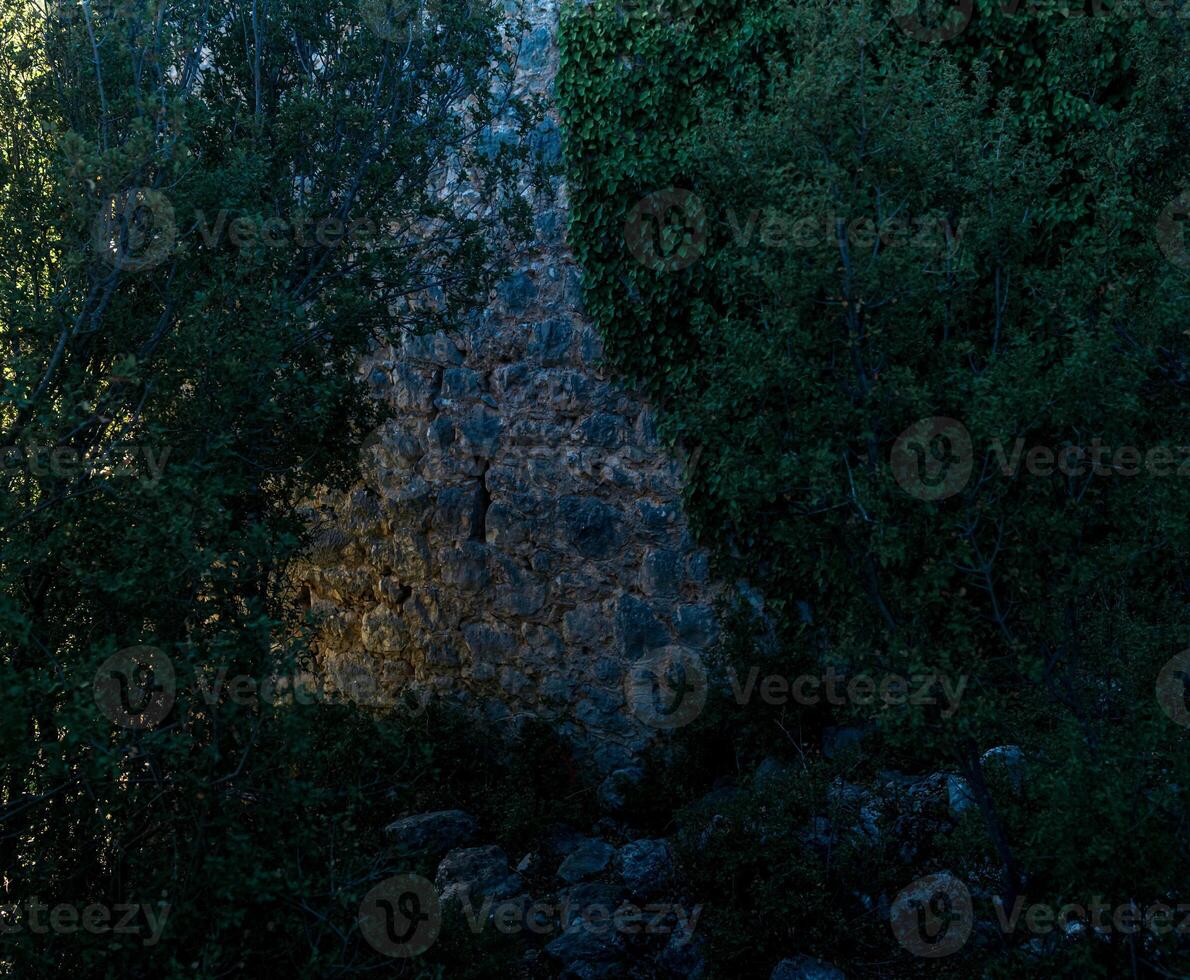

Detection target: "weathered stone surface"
[616, 594, 669, 659]
[556, 496, 621, 559]
[675, 604, 718, 648]
[304, 0, 723, 771]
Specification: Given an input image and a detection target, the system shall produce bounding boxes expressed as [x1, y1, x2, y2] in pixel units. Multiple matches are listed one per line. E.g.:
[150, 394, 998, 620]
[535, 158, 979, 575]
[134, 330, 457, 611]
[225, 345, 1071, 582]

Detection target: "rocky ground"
[372, 744, 1034, 978]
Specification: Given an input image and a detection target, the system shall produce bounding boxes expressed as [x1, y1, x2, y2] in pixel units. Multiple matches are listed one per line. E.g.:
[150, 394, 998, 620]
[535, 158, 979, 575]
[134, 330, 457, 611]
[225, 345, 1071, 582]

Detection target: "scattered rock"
[384, 809, 478, 859]
[981, 744, 1026, 791]
[947, 775, 977, 818]
[827, 779, 882, 841]
[880, 772, 953, 863]
[436, 845, 523, 905]
[771, 954, 846, 980]
[545, 824, 591, 859]
[615, 838, 672, 897]
[545, 919, 627, 979]
[657, 928, 707, 979]
[557, 881, 627, 929]
[597, 767, 645, 815]
[557, 839, 616, 884]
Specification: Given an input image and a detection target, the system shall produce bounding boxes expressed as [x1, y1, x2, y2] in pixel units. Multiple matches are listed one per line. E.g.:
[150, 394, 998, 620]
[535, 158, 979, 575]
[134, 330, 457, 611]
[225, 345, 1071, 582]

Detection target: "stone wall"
[301, 0, 719, 773]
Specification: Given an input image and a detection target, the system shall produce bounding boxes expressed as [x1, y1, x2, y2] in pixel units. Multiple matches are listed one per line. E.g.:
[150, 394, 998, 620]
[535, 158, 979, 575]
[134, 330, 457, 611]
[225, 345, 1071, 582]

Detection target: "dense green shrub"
[561, 0, 1190, 975]
[0, 0, 555, 975]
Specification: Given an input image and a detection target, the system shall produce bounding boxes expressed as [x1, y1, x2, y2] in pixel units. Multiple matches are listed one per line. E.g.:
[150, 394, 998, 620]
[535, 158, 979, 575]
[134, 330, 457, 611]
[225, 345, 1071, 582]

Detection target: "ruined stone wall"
[302, 0, 719, 773]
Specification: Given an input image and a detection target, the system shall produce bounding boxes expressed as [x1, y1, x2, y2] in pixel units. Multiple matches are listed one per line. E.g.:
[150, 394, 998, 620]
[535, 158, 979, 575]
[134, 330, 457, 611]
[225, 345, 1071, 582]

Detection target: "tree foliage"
[560, 0, 1190, 974]
[0, 0, 543, 974]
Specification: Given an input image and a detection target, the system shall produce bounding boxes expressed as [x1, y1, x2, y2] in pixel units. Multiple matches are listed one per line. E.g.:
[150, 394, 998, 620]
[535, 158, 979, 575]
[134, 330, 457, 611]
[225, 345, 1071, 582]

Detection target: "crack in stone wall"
[301, 0, 720, 773]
